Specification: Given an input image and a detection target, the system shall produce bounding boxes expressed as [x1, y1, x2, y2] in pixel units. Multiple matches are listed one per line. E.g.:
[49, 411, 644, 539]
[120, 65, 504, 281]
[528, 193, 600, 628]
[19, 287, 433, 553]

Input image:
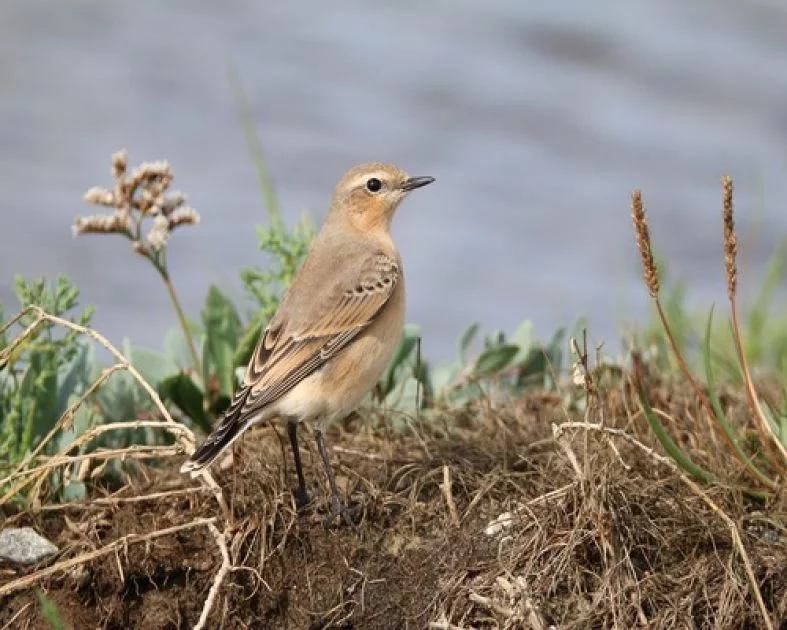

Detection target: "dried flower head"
[146, 215, 170, 252]
[631, 189, 659, 298]
[74, 151, 199, 263]
[83, 186, 116, 207]
[168, 206, 200, 230]
[72, 213, 132, 237]
[130, 160, 173, 194]
[721, 175, 737, 301]
[161, 192, 187, 216]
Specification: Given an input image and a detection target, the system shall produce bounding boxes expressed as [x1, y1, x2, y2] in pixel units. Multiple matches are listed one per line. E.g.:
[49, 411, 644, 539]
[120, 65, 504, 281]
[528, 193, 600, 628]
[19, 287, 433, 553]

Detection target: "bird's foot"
[322, 494, 360, 529]
[294, 485, 313, 511]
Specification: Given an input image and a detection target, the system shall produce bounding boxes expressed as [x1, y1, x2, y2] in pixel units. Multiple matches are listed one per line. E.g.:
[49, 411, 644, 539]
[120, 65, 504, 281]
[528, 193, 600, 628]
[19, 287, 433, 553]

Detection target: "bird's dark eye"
[366, 177, 382, 192]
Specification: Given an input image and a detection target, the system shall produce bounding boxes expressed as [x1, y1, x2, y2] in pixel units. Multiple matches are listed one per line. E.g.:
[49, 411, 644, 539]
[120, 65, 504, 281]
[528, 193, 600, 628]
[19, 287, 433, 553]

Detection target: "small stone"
[0, 527, 59, 564]
[485, 512, 514, 536]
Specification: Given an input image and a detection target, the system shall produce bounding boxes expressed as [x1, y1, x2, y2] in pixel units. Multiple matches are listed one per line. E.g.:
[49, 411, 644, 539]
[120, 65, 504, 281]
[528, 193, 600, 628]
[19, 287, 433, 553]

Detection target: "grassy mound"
[2, 385, 784, 629]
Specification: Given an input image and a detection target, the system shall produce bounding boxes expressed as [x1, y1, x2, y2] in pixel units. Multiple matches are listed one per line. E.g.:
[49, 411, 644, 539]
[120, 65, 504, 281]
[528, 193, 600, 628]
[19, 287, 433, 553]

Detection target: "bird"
[180, 162, 435, 526]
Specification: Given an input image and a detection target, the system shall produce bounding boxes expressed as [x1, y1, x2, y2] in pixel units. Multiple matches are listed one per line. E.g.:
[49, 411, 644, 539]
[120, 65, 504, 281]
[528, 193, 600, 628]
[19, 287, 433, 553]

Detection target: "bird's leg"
[287, 420, 311, 510]
[314, 426, 356, 528]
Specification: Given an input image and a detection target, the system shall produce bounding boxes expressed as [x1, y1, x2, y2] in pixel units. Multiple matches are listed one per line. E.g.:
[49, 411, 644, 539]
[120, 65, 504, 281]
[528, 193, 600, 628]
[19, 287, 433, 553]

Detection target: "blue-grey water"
[1, 1, 786, 362]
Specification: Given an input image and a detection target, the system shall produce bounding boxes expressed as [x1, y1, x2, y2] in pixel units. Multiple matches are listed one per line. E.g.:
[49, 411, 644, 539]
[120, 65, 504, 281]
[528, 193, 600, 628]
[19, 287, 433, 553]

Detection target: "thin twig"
[428, 621, 471, 630]
[194, 522, 233, 630]
[441, 465, 461, 528]
[0, 602, 32, 630]
[4, 442, 184, 485]
[0, 306, 230, 521]
[332, 445, 414, 465]
[38, 486, 210, 511]
[0, 310, 46, 369]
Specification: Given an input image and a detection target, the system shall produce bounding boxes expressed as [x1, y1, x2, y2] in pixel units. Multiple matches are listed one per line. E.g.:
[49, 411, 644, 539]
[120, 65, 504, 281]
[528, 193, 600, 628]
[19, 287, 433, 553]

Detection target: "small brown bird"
[181, 163, 434, 525]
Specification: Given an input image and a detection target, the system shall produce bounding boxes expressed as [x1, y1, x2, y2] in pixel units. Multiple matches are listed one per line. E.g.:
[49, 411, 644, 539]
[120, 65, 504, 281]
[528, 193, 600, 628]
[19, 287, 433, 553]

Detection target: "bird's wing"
[244, 251, 399, 406]
[181, 251, 399, 472]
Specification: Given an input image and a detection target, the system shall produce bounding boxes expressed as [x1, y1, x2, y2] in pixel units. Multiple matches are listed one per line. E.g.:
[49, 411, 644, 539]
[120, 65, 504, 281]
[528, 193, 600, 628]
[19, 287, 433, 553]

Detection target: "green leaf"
[510, 320, 533, 364]
[159, 372, 212, 432]
[458, 323, 479, 364]
[124, 341, 179, 388]
[378, 325, 421, 399]
[473, 344, 519, 378]
[384, 376, 423, 412]
[55, 341, 93, 415]
[544, 327, 567, 374]
[201, 285, 242, 398]
[447, 382, 484, 407]
[389, 325, 421, 373]
[62, 481, 86, 502]
[94, 372, 142, 423]
[164, 327, 201, 372]
[431, 362, 460, 395]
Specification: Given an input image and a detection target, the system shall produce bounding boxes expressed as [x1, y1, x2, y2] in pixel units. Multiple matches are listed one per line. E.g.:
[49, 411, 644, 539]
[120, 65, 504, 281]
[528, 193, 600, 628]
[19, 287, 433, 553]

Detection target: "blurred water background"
[1, 0, 786, 361]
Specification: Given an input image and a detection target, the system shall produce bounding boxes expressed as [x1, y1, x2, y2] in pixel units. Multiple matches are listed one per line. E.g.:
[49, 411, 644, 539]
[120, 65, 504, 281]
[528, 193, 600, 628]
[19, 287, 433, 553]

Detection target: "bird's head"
[329, 162, 434, 233]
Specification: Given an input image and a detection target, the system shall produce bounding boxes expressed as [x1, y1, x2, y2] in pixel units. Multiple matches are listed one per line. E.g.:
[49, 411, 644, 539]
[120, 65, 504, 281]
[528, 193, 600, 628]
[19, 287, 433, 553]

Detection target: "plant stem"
[158, 266, 201, 376]
[654, 299, 746, 463]
[730, 298, 787, 472]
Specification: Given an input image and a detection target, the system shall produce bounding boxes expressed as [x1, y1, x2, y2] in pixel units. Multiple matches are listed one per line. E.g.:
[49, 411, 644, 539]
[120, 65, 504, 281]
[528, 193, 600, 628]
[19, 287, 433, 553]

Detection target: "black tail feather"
[180, 389, 253, 474]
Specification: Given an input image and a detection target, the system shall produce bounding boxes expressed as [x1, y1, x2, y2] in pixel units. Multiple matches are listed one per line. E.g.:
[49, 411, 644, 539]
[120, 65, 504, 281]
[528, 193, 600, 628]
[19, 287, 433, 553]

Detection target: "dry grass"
[1, 313, 785, 629]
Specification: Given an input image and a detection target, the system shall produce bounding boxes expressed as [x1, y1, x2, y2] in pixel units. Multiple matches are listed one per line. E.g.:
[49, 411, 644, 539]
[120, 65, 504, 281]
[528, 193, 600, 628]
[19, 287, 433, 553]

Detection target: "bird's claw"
[323, 496, 359, 529]
[294, 486, 312, 511]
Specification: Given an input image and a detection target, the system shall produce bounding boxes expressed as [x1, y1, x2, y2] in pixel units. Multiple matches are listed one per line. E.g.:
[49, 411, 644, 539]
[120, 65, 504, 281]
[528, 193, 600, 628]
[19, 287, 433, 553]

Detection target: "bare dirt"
[1, 384, 786, 629]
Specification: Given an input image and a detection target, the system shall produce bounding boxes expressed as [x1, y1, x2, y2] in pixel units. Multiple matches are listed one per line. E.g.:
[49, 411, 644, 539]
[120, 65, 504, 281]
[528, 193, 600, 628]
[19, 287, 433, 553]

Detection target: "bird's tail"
[179, 391, 254, 476]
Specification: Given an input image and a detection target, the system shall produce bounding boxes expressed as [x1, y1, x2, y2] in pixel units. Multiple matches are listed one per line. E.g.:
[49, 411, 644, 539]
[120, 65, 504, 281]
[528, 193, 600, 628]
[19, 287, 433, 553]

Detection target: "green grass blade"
[37, 590, 67, 630]
[227, 61, 280, 224]
[635, 377, 715, 484]
[703, 307, 776, 488]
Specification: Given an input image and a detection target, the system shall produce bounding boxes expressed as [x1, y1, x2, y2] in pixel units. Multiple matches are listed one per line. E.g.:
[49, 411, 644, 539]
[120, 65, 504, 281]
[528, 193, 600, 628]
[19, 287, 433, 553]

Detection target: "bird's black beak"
[401, 176, 435, 191]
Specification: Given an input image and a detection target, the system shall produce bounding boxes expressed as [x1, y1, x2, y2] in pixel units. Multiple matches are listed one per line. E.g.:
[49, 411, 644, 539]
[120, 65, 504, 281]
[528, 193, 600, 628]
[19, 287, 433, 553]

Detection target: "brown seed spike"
[631, 189, 659, 298]
[722, 175, 737, 301]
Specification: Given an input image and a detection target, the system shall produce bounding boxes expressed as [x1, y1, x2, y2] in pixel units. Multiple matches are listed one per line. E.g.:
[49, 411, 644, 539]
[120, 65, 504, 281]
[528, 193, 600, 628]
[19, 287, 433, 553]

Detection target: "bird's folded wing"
[229, 252, 400, 420]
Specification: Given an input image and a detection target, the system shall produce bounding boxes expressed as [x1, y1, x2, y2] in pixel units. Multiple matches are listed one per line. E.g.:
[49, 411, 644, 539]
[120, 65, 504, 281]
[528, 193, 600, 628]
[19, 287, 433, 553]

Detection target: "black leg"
[287, 420, 311, 509]
[314, 427, 356, 528]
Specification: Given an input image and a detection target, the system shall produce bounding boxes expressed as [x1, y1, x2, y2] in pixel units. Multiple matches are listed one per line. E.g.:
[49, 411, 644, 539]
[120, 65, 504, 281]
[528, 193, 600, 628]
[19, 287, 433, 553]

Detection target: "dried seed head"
[160, 192, 187, 216]
[630, 189, 659, 298]
[131, 160, 173, 190]
[145, 215, 170, 252]
[111, 150, 128, 179]
[72, 213, 132, 237]
[76, 151, 199, 254]
[83, 186, 116, 207]
[136, 188, 157, 215]
[722, 175, 737, 301]
[167, 207, 200, 230]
